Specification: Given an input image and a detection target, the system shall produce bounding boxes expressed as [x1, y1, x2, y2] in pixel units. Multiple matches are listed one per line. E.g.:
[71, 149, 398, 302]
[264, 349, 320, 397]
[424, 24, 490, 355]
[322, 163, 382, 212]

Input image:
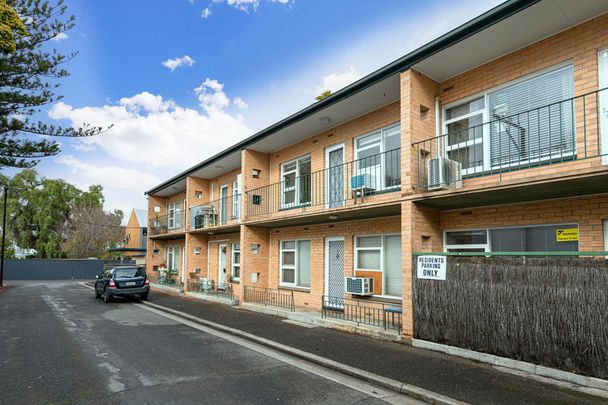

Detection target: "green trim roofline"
[146, 0, 540, 196]
[413, 251, 608, 256]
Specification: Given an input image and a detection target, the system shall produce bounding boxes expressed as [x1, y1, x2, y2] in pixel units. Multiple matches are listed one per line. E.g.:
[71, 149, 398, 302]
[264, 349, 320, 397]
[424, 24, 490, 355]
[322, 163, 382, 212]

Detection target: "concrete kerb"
[412, 339, 608, 394]
[139, 300, 465, 405]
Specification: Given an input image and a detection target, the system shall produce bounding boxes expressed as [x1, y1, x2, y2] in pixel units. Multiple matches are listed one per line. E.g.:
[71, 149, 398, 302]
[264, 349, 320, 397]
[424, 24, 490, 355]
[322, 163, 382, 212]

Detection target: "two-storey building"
[146, 0, 608, 339]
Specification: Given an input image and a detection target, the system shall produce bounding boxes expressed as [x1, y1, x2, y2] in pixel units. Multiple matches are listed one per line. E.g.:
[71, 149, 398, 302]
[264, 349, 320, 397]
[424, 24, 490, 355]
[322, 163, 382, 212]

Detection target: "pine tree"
[0, 0, 106, 169]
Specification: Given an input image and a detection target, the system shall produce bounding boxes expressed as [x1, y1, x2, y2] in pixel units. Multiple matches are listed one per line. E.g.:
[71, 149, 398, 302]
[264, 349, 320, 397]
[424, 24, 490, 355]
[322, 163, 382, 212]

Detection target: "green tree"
[4, 169, 107, 258]
[315, 90, 332, 102]
[0, 0, 107, 169]
[0, 0, 27, 52]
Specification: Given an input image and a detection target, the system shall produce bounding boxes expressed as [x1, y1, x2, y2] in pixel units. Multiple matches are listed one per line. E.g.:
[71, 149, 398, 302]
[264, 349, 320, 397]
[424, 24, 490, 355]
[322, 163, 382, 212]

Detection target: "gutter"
[145, 0, 541, 196]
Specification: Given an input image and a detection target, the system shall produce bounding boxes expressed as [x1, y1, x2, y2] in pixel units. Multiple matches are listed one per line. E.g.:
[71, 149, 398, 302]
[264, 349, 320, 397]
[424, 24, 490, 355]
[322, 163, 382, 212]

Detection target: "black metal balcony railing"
[189, 194, 241, 230]
[157, 271, 181, 288]
[322, 296, 402, 331]
[243, 286, 295, 312]
[149, 212, 184, 236]
[189, 280, 235, 301]
[246, 149, 401, 218]
[413, 87, 608, 190]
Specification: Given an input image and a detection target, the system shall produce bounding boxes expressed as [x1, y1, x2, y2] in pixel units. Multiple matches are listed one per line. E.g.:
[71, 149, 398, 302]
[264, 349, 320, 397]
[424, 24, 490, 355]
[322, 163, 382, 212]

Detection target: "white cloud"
[48, 81, 251, 172]
[161, 55, 196, 71]
[56, 155, 161, 191]
[201, 7, 212, 18]
[233, 97, 248, 109]
[316, 66, 361, 94]
[214, 0, 292, 12]
[71, 142, 96, 152]
[51, 32, 69, 41]
[194, 78, 231, 112]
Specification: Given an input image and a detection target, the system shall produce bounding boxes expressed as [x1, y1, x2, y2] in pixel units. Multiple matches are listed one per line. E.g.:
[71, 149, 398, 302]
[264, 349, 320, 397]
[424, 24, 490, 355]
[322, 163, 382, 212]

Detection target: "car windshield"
[113, 267, 145, 279]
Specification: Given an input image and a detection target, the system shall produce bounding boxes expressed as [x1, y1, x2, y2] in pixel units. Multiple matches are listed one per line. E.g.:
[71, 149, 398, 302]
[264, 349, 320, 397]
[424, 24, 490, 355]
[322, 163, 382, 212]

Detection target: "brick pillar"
[401, 200, 442, 339]
[239, 224, 271, 304]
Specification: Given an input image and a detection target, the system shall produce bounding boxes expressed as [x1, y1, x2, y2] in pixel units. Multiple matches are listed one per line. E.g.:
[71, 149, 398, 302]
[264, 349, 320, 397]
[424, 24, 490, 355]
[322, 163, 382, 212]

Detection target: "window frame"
[167, 201, 181, 229]
[442, 62, 575, 177]
[279, 239, 310, 288]
[443, 223, 580, 253]
[354, 233, 401, 298]
[231, 243, 240, 281]
[280, 155, 312, 209]
[354, 122, 401, 191]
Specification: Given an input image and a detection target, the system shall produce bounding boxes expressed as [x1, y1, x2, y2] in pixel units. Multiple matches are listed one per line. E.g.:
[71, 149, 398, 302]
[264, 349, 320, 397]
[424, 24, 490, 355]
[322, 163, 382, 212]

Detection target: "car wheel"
[140, 292, 149, 301]
[103, 289, 112, 303]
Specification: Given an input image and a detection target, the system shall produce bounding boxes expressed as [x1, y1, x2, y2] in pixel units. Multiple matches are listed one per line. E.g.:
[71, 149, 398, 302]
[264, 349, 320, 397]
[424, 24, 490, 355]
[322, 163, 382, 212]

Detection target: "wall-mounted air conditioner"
[345, 277, 374, 296]
[350, 174, 376, 191]
[427, 157, 462, 190]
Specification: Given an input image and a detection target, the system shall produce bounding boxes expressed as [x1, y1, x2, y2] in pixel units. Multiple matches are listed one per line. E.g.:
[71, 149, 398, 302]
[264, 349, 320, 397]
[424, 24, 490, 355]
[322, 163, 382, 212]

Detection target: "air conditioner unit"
[350, 174, 376, 191]
[345, 277, 374, 296]
[427, 157, 462, 190]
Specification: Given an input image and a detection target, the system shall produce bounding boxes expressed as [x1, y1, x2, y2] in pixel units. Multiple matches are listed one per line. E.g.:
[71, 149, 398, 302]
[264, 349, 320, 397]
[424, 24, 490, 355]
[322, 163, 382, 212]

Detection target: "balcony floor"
[244, 201, 401, 228]
[411, 170, 608, 210]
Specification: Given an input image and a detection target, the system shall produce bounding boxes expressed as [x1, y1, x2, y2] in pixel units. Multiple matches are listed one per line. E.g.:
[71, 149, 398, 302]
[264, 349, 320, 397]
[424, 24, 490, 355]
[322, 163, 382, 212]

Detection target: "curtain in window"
[384, 235, 402, 297]
[297, 240, 310, 287]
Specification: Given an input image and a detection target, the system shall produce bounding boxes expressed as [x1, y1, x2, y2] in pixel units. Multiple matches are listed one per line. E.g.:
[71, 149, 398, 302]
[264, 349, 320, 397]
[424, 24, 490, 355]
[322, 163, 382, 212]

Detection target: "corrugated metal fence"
[3, 259, 136, 280]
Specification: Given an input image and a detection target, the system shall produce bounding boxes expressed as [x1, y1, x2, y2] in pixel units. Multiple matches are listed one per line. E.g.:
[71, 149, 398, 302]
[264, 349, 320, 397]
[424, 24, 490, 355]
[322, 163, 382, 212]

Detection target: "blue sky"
[26, 0, 502, 214]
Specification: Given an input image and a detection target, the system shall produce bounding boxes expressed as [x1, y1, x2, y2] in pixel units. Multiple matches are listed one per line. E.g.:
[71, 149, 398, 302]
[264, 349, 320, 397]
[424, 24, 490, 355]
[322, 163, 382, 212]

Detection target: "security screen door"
[327, 145, 344, 208]
[325, 237, 345, 309]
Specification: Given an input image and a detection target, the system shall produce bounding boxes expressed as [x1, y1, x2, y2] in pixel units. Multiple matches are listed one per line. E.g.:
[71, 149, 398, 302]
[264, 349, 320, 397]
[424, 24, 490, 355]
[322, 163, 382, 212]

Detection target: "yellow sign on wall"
[556, 228, 578, 242]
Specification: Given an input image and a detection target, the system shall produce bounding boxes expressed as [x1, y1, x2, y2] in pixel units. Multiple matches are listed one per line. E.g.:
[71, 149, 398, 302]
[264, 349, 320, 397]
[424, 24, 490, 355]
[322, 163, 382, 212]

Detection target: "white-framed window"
[232, 243, 240, 281]
[232, 174, 242, 220]
[280, 155, 311, 209]
[167, 202, 182, 229]
[443, 64, 575, 175]
[354, 123, 401, 191]
[280, 240, 310, 288]
[354, 234, 401, 297]
[166, 245, 180, 271]
[444, 223, 579, 253]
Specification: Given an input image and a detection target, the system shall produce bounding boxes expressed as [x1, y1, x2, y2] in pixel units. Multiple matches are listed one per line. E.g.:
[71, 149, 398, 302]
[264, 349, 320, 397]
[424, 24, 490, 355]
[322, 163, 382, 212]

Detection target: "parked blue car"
[95, 266, 150, 303]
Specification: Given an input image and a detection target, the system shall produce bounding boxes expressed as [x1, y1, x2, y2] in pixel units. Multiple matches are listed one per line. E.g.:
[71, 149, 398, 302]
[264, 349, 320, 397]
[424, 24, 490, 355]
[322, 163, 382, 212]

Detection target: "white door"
[326, 144, 345, 208]
[599, 47, 608, 165]
[218, 244, 227, 286]
[324, 237, 345, 308]
[181, 245, 186, 286]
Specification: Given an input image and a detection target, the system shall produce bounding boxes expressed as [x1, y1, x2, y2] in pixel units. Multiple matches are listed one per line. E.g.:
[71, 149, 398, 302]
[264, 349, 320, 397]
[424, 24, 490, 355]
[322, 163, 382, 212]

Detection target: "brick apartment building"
[145, 0, 608, 339]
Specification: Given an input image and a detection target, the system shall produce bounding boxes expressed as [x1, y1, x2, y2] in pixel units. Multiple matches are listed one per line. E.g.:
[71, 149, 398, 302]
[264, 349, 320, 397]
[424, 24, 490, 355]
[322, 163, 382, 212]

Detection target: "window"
[168, 202, 182, 229]
[444, 224, 579, 253]
[443, 64, 575, 175]
[280, 240, 310, 287]
[355, 235, 402, 297]
[281, 156, 311, 209]
[193, 247, 201, 255]
[354, 124, 401, 191]
[232, 174, 242, 219]
[166, 246, 180, 270]
[232, 243, 240, 281]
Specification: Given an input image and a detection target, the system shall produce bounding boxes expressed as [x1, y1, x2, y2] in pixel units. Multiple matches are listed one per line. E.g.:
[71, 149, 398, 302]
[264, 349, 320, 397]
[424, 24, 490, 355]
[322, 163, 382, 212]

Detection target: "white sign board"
[417, 255, 447, 280]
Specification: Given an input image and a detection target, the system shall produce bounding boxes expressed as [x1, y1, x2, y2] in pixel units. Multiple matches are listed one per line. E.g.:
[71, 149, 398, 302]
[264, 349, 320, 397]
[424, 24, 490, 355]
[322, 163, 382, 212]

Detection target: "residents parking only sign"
[417, 255, 447, 280]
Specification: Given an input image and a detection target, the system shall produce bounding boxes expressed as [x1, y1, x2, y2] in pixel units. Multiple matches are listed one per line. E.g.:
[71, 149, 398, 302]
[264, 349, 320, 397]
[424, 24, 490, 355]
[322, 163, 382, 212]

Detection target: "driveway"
[0, 281, 417, 405]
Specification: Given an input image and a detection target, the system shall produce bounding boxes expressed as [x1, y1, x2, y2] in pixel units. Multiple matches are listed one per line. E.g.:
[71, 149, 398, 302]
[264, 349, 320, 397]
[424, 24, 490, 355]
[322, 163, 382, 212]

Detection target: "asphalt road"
[0, 281, 419, 405]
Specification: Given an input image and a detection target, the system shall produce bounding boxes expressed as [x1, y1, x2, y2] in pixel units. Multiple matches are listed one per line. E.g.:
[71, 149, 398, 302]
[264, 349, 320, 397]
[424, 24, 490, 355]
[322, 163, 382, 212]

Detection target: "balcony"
[149, 211, 185, 237]
[412, 88, 608, 209]
[245, 149, 401, 224]
[189, 194, 241, 232]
